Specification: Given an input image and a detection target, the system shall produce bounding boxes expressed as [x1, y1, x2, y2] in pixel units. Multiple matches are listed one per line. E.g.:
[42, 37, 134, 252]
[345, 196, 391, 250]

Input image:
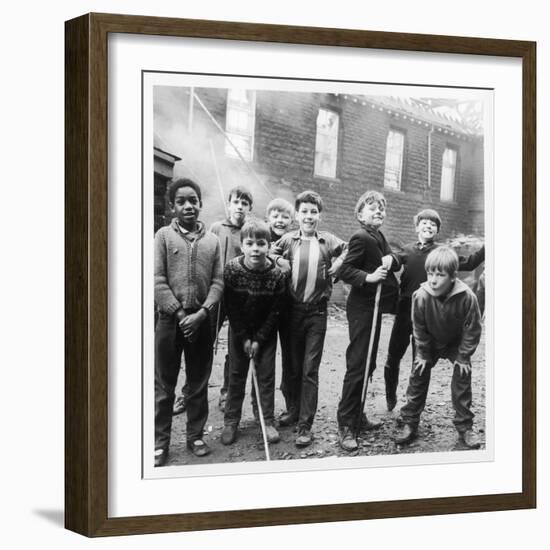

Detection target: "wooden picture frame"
[65, 12, 536, 537]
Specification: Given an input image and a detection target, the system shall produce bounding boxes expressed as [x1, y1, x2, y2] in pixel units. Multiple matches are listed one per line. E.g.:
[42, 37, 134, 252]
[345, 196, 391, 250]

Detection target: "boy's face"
[171, 186, 201, 230]
[267, 208, 292, 237]
[357, 201, 385, 228]
[228, 194, 252, 227]
[426, 269, 454, 297]
[241, 235, 269, 270]
[296, 202, 320, 237]
[416, 218, 439, 243]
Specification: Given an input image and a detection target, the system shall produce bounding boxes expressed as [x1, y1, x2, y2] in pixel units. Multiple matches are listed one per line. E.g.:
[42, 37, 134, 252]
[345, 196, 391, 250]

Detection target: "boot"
[394, 423, 417, 445]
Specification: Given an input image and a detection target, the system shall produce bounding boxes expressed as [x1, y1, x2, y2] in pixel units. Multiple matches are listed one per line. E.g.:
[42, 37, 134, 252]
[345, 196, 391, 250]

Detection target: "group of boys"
[154, 177, 485, 467]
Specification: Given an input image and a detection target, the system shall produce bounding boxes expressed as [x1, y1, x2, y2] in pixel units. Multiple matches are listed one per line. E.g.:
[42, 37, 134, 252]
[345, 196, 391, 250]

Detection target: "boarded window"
[440, 147, 458, 201]
[314, 108, 339, 178]
[225, 89, 256, 161]
[383, 129, 405, 190]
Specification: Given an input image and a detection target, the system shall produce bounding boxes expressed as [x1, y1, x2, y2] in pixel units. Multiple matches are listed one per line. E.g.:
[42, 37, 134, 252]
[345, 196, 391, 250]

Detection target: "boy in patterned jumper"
[154, 178, 223, 466]
[221, 220, 287, 445]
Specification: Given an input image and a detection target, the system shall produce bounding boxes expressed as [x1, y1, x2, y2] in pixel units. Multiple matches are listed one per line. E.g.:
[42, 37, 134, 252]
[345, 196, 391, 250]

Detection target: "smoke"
[153, 86, 325, 228]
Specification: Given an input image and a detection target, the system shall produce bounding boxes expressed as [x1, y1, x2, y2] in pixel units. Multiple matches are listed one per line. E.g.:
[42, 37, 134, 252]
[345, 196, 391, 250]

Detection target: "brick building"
[154, 87, 484, 249]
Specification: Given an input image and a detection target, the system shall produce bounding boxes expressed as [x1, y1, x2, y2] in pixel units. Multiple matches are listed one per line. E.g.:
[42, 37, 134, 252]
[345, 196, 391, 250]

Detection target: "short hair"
[265, 197, 295, 218]
[228, 185, 253, 206]
[167, 178, 202, 204]
[295, 190, 323, 213]
[414, 208, 442, 231]
[425, 246, 459, 276]
[240, 220, 272, 244]
[354, 190, 386, 219]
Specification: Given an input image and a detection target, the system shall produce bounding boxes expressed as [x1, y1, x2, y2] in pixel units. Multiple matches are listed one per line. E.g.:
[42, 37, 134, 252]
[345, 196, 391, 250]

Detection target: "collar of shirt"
[415, 240, 436, 251]
[290, 230, 326, 243]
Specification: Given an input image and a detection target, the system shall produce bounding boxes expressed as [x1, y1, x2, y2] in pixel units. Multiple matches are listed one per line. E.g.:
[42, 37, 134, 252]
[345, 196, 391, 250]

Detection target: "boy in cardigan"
[395, 246, 482, 449]
[271, 190, 347, 448]
[154, 178, 223, 466]
[221, 220, 287, 445]
[336, 190, 401, 452]
[384, 209, 485, 412]
[172, 185, 253, 415]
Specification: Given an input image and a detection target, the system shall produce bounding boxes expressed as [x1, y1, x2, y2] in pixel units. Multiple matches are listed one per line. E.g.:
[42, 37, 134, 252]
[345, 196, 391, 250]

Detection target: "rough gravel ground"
[166, 307, 486, 466]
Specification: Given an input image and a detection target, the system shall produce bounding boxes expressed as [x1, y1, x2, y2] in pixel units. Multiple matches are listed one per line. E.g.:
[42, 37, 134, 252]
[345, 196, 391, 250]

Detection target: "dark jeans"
[155, 312, 213, 451]
[385, 297, 415, 394]
[276, 309, 293, 411]
[400, 359, 475, 432]
[286, 301, 328, 429]
[224, 331, 277, 426]
[337, 302, 382, 428]
[180, 300, 229, 399]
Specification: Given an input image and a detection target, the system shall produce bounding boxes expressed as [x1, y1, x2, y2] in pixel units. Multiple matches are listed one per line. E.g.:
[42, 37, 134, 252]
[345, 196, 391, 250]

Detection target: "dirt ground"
[166, 307, 486, 466]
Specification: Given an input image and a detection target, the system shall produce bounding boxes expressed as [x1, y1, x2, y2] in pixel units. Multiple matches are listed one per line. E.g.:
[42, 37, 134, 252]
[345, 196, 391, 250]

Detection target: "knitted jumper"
[154, 219, 223, 315]
[223, 256, 287, 345]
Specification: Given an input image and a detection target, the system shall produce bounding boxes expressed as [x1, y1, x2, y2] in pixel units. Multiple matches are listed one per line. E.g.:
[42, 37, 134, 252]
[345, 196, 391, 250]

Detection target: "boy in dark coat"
[336, 190, 401, 452]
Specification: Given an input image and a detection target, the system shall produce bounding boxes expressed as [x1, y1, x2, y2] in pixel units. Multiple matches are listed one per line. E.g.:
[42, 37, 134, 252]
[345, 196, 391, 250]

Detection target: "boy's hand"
[328, 257, 343, 276]
[243, 339, 252, 356]
[381, 255, 393, 270]
[366, 265, 388, 283]
[413, 358, 429, 376]
[455, 361, 472, 377]
[276, 258, 291, 273]
[180, 309, 207, 341]
[249, 341, 260, 358]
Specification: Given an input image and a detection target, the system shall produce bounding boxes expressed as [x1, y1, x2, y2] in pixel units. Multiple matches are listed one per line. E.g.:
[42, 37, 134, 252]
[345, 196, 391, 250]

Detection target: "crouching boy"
[395, 246, 483, 449]
[221, 220, 287, 445]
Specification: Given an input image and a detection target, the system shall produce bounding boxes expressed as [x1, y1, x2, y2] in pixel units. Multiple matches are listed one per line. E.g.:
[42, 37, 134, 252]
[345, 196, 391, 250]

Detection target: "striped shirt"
[272, 230, 346, 304]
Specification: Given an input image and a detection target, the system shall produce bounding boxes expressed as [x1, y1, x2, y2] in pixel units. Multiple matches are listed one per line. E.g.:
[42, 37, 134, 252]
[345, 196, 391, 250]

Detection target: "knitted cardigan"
[154, 219, 223, 315]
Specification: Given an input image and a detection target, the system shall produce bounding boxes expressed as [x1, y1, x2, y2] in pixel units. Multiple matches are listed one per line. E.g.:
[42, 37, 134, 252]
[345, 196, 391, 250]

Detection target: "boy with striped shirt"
[272, 190, 346, 447]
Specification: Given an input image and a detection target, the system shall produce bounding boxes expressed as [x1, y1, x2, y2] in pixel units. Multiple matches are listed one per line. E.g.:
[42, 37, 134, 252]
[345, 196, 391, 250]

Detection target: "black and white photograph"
[146, 75, 490, 474]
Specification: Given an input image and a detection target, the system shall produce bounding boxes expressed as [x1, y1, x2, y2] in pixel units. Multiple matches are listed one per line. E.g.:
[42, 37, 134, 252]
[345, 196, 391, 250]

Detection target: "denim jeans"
[286, 301, 328, 429]
[385, 297, 415, 394]
[155, 312, 213, 451]
[400, 359, 475, 431]
[224, 331, 277, 426]
[337, 302, 382, 428]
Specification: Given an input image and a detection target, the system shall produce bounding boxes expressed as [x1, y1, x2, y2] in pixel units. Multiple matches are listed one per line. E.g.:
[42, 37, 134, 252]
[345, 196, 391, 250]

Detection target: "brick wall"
[155, 88, 484, 304]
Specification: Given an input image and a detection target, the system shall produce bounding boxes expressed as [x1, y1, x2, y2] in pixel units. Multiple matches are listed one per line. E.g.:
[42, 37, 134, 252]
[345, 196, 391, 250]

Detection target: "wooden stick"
[355, 282, 382, 437]
[250, 357, 271, 461]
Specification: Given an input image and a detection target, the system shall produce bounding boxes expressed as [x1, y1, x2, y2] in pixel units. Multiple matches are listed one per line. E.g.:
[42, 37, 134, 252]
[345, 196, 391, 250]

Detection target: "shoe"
[154, 447, 168, 467]
[218, 392, 227, 412]
[221, 424, 238, 445]
[187, 439, 211, 457]
[360, 413, 383, 431]
[338, 426, 358, 452]
[394, 424, 417, 445]
[172, 394, 187, 415]
[458, 429, 481, 449]
[265, 424, 280, 444]
[279, 410, 298, 427]
[295, 426, 313, 447]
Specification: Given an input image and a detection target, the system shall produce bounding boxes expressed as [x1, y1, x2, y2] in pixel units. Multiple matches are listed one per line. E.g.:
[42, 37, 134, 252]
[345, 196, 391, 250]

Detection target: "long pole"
[193, 91, 273, 199]
[355, 282, 382, 437]
[213, 233, 230, 356]
[250, 357, 271, 461]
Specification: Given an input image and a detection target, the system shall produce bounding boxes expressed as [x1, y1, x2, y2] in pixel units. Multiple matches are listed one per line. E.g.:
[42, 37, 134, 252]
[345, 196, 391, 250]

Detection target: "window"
[440, 147, 458, 201]
[383, 129, 405, 190]
[314, 108, 339, 178]
[225, 89, 256, 161]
